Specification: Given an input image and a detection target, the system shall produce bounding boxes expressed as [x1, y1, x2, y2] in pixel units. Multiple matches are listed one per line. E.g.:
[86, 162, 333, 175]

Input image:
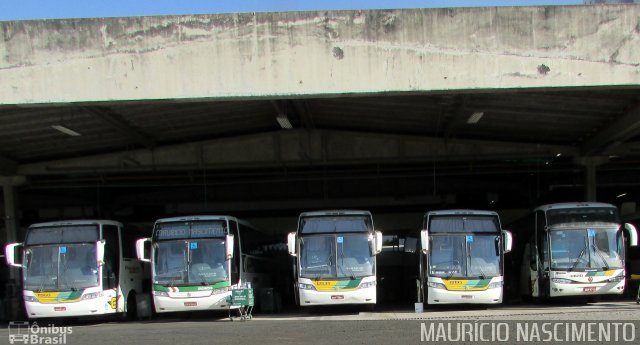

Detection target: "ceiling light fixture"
[617, 192, 627, 198]
[467, 112, 484, 124]
[276, 113, 293, 130]
[51, 125, 81, 137]
[556, 153, 562, 157]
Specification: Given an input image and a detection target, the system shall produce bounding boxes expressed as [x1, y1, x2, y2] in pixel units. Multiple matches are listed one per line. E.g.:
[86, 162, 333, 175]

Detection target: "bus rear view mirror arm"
[625, 223, 638, 247]
[503, 230, 513, 253]
[96, 240, 106, 266]
[287, 232, 297, 256]
[420, 230, 429, 254]
[5, 243, 23, 268]
[226, 234, 234, 260]
[135, 238, 151, 262]
[375, 231, 383, 254]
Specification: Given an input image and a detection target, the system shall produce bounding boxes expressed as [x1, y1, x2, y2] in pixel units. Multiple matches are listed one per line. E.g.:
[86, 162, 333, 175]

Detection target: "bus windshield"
[24, 243, 99, 292]
[154, 239, 228, 286]
[299, 233, 374, 279]
[549, 228, 623, 270]
[429, 234, 501, 278]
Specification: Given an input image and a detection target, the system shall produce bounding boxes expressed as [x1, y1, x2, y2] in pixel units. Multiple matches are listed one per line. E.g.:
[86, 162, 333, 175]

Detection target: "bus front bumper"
[427, 287, 503, 304]
[549, 280, 624, 297]
[299, 286, 376, 306]
[153, 292, 232, 313]
[24, 298, 117, 319]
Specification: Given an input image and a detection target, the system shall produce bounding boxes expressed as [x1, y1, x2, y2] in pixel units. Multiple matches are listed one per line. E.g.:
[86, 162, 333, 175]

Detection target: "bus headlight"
[427, 282, 447, 290]
[298, 283, 316, 291]
[606, 276, 624, 283]
[153, 291, 169, 297]
[24, 295, 38, 302]
[359, 281, 376, 289]
[551, 278, 572, 284]
[81, 292, 103, 300]
[488, 281, 503, 289]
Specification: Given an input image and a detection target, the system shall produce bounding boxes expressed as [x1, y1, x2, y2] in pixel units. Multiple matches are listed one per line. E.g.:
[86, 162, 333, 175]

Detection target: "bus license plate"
[54, 307, 66, 311]
[184, 302, 198, 306]
[583, 287, 596, 292]
[331, 295, 344, 300]
[461, 295, 473, 300]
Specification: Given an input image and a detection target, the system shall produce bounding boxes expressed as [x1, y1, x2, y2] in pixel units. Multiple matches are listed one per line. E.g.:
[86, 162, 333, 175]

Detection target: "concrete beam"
[1, 6, 639, 105]
[581, 103, 640, 156]
[80, 106, 157, 149]
[16, 129, 577, 175]
[0, 155, 18, 175]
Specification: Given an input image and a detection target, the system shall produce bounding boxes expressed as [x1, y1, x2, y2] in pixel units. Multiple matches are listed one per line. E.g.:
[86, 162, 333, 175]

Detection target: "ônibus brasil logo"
[8, 321, 72, 344]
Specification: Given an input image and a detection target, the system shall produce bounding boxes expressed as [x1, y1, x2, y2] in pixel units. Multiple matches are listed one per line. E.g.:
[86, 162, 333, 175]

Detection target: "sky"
[0, 1, 585, 21]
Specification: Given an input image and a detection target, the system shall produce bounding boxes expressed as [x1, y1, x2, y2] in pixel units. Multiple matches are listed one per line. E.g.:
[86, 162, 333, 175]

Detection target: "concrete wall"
[1, 5, 639, 105]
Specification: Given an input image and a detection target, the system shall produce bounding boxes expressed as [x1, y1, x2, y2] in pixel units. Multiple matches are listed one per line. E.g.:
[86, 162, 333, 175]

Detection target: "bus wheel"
[125, 292, 138, 321]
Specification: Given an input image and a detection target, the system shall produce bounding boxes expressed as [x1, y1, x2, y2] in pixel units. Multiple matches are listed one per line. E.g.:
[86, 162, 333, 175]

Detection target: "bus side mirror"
[625, 223, 638, 247]
[135, 238, 151, 263]
[5, 243, 23, 268]
[287, 233, 297, 256]
[375, 231, 383, 254]
[226, 234, 234, 260]
[96, 240, 106, 266]
[420, 230, 429, 254]
[503, 230, 513, 254]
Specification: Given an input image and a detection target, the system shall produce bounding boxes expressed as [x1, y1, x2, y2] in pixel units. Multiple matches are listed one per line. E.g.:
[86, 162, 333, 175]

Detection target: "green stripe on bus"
[153, 281, 230, 292]
[335, 279, 362, 289]
[58, 290, 83, 300]
[464, 279, 491, 288]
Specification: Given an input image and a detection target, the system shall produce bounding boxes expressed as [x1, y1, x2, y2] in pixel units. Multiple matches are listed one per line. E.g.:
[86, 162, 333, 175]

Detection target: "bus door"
[102, 225, 121, 312]
[535, 211, 550, 298]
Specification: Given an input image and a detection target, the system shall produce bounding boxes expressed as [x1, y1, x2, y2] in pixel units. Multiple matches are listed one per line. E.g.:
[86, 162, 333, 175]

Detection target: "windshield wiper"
[570, 238, 589, 271]
[166, 270, 185, 287]
[337, 245, 357, 280]
[60, 252, 78, 291]
[589, 243, 610, 270]
[474, 266, 487, 280]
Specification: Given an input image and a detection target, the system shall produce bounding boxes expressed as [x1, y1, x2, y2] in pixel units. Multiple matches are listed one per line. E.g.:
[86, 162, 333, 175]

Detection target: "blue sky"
[0, 1, 584, 21]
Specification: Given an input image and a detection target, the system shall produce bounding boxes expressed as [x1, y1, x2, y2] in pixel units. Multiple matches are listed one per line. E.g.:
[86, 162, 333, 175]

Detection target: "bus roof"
[425, 209, 499, 217]
[299, 210, 372, 218]
[29, 219, 123, 229]
[155, 215, 234, 223]
[534, 202, 616, 212]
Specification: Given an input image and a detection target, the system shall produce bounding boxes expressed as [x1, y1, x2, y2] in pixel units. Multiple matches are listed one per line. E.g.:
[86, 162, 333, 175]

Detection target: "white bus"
[518, 202, 638, 300]
[287, 210, 382, 307]
[136, 215, 283, 314]
[4, 220, 146, 319]
[418, 210, 513, 305]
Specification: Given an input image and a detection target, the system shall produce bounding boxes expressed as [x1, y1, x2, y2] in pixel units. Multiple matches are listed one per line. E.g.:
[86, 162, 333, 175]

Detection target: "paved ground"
[1, 302, 639, 345]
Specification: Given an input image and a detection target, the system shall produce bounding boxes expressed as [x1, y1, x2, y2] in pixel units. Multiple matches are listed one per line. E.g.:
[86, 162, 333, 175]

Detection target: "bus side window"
[102, 225, 121, 289]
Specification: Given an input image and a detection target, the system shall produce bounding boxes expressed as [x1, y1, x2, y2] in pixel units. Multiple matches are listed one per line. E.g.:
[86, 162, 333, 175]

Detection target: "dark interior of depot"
[2, 88, 640, 313]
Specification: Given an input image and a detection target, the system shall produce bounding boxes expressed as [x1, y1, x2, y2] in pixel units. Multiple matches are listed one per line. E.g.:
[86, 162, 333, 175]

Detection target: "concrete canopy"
[0, 5, 639, 221]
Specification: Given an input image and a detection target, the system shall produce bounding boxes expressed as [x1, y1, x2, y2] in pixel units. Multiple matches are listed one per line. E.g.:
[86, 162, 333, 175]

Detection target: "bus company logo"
[8, 321, 72, 344]
[588, 276, 593, 283]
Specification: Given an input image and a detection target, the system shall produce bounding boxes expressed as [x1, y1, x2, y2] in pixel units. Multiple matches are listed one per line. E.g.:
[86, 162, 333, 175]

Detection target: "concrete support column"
[578, 157, 606, 202]
[1, 176, 26, 244]
[1, 176, 25, 320]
